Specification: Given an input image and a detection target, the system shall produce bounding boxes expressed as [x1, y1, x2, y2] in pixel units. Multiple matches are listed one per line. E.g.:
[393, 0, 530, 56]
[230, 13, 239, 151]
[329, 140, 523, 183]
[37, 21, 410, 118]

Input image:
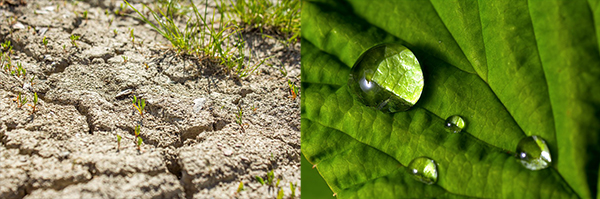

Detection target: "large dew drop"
[515, 136, 552, 170]
[445, 115, 465, 133]
[407, 157, 438, 185]
[348, 43, 424, 113]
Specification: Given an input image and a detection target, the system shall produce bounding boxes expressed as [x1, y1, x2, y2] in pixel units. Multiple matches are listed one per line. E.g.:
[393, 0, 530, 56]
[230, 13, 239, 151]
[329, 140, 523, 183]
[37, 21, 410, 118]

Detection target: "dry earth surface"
[0, 0, 301, 198]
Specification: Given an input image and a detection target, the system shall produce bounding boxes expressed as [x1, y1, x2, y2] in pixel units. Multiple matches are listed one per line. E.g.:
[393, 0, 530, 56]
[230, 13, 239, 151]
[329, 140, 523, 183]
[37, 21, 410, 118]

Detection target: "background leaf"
[301, 0, 600, 198]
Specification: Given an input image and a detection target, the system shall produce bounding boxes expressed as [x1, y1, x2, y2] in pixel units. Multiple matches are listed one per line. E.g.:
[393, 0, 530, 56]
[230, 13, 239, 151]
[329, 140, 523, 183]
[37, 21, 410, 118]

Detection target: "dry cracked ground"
[0, 0, 300, 198]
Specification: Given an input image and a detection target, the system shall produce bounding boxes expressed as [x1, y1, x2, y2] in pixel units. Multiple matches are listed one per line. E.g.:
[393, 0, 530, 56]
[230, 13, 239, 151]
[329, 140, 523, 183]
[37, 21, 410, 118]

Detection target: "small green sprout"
[21, 67, 26, 80]
[271, 153, 275, 161]
[137, 136, 143, 152]
[132, 95, 146, 117]
[290, 182, 296, 199]
[255, 176, 265, 185]
[115, 3, 127, 16]
[236, 107, 245, 133]
[70, 34, 80, 47]
[2, 53, 11, 72]
[237, 181, 244, 193]
[1, 40, 11, 52]
[29, 92, 38, 114]
[122, 55, 129, 63]
[42, 36, 48, 51]
[15, 92, 27, 108]
[267, 170, 275, 186]
[2, 52, 10, 71]
[15, 62, 25, 79]
[62, 44, 67, 53]
[275, 178, 280, 188]
[83, 10, 88, 20]
[276, 188, 284, 199]
[29, 75, 35, 85]
[288, 80, 298, 100]
[0, 52, 4, 71]
[5, 45, 12, 55]
[116, 134, 122, 152]
[134, 125, 141, 141]
[130, 28, 135, 44]
[113, 29, 118, 37]
[278, 65, 288, 77]
[109, 17, 114, 27]
[13, 62, 21, 77]
[236, 107, 243, 125]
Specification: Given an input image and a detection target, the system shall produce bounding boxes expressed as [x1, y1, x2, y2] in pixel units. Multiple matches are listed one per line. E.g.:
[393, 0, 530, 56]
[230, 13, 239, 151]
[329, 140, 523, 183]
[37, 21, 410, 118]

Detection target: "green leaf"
[301, 0, 600, 198]
[237, 181, 244, 193]
[277, 188, 284, 199]
[290, 182, 297, 198]
[256, 176, 265, 185]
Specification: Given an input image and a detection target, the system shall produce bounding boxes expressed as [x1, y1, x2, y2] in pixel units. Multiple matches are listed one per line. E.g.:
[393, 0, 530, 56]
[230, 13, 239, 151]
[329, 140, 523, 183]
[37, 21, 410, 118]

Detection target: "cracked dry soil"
[0, 0, 300, 198]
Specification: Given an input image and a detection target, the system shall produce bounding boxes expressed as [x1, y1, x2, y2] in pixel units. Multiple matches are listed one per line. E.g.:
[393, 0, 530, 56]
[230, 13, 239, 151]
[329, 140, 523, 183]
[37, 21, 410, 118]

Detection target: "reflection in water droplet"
[407, 157, 438, 185]
[445, 115, 465, 133]
[348, 43, 424, 113]
[357, 73, 380, 95]
[515, 136, 552, 170]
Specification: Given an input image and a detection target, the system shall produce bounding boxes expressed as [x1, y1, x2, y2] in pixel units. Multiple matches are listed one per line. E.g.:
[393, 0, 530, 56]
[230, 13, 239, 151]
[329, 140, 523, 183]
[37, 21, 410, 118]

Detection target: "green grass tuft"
[220, 0, 300, 44]
[124, 0, 277, 78]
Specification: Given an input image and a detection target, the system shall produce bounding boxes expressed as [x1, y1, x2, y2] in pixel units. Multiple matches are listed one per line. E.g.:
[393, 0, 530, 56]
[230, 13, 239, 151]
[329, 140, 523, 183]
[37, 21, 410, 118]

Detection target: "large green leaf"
[301, 0, 600, 198]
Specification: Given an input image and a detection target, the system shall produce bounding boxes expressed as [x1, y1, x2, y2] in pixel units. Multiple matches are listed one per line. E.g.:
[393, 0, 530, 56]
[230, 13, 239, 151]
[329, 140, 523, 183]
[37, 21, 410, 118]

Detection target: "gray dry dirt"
[0, 0, 300, 198]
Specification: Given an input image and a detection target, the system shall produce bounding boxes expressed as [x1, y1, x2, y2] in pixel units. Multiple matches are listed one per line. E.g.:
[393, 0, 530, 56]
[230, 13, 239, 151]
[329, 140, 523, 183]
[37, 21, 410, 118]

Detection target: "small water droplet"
[515, 135, 552, 170]
[348, 43, 424, 113]
[444, 115, 465, 133]
[406, 157, 438, 185]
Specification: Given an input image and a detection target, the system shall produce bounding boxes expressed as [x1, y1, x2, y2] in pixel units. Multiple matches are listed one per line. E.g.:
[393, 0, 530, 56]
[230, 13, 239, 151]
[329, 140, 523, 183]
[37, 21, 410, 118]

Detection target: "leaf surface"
[301, 0, 600, 198]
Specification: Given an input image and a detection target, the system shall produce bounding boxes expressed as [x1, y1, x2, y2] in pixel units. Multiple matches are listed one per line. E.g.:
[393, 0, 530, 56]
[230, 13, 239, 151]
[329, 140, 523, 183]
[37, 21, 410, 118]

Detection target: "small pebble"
[193, 98, 207, 113]
[115, 89, 133, 99]
[60, 151, 70, 159]
[12, 22, 25, 29]
[223, 149, 233, 156]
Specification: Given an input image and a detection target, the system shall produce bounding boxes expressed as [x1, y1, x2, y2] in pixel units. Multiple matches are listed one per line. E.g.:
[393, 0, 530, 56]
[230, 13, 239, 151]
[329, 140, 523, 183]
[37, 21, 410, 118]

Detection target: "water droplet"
[348, 43, 424, 113]
[444, 115, 465, 133]
[515, 136, 552, 170]
[406, 157, 438, 185]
